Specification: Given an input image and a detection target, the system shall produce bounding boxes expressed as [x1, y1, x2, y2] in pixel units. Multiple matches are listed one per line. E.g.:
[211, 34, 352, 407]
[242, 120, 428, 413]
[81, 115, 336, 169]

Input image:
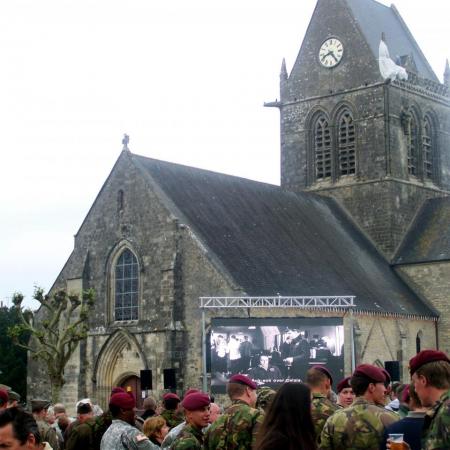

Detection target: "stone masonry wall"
[316, 180, 445, 258]
[397, 263, 450, 354]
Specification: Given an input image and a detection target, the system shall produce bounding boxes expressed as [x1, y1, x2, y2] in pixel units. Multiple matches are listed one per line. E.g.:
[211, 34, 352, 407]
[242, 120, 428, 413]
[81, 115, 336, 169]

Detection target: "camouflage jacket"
[311, 392, 340, 444]
[36, 419, 60, 450]
[319, 397, 399, 450]
[161, 421, 186, 449]
[160, 410, 184, 429]
[100, 419, 152, 450]
[204, 399, 264, 450]
[422, 388, 450, 450]
[171, 423, 203, 450]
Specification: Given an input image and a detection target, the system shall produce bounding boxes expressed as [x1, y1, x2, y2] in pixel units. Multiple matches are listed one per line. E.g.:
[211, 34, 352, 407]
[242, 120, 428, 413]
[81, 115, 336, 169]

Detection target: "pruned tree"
[8, 287, 95, 403]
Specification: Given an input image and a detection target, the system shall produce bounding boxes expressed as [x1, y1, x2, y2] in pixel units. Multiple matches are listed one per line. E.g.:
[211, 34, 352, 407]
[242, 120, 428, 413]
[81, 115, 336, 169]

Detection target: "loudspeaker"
[384, 361, 400, 382]
[140, 369, 152, 390]
[163, 369, 176, 389]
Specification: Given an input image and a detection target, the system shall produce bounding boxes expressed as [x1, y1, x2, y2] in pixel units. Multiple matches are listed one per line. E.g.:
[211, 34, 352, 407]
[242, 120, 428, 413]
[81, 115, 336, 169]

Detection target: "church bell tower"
[275, 0, 450, 258]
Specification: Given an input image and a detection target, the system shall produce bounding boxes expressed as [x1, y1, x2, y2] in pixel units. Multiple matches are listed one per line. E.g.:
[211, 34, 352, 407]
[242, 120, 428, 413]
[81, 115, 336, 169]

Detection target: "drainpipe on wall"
[351, 322, 356, 372]
[435, 318, 440, 350]
[201, 309, 208, 392]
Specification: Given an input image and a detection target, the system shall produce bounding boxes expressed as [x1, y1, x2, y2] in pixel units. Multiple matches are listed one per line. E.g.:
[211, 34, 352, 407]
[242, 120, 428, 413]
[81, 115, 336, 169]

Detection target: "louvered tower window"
[407, 114, 418, 176]
[338, 111, 356, 175]
[114, 248, 139, 321]
[314, 115, 332, 179]
[422, 116, 433, 180]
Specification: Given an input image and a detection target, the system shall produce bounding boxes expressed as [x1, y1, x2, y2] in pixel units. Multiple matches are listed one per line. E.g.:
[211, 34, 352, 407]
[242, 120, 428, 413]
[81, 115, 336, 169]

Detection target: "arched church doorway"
[120, 375, 143, 409]
[93, 329, 148, 409]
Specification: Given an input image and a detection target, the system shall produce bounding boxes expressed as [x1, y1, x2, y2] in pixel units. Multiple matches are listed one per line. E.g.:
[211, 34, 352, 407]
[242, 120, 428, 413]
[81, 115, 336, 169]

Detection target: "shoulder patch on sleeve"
[136, 433, 149, 442]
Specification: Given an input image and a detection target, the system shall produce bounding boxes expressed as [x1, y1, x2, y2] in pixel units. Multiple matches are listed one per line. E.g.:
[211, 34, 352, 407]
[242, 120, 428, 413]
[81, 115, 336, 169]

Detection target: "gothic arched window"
[314, 115, 332, 180]
[338, 110, 356, 176]
[407, 113, 419, 176]
[422, 116, 434, 180]
[114, 248, 139, 321]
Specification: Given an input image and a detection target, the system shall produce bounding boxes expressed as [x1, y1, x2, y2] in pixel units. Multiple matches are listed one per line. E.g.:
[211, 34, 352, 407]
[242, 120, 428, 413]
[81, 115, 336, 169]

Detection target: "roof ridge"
[131, 151, 280, 189]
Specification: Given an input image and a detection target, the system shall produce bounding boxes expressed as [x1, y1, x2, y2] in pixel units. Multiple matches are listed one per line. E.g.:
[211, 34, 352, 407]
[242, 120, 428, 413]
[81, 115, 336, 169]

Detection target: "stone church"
[29, 0, 450, 409]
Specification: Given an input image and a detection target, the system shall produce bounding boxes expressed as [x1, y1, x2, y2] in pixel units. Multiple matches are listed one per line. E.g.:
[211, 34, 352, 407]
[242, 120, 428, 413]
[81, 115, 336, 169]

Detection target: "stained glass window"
[114, 249, 139, 321]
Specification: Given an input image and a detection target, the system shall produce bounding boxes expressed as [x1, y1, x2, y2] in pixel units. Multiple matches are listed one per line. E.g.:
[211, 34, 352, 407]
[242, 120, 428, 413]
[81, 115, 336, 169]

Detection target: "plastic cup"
[389, 434, 404, 450]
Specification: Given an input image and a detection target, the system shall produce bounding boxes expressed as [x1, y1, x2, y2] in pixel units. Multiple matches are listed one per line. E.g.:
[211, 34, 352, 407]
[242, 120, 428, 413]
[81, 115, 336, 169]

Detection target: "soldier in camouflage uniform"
[100, 391, 153, 450]
[161, 389, 202, 449]
[336, 376, 355, 408]
[255, 387, 276, 412]
[31, 399, 61, 450]
[320, 364, 398, 450]
[160, 393, 183, 429]
[407, 349, 450, 450]
[171, 392, 211, 450]
[204, 374, 264, 450]
[306, 365, 340, 444]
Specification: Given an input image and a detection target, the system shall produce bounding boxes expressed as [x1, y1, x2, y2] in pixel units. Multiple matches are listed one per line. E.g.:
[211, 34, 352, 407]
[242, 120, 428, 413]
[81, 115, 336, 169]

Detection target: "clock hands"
[321, 50, 333, 62]
[321, 49, 339, 63]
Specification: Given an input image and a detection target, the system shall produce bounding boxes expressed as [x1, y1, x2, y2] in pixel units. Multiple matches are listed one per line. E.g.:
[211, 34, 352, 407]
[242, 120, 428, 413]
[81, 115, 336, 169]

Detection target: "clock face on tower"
[319, 38, 344, 68]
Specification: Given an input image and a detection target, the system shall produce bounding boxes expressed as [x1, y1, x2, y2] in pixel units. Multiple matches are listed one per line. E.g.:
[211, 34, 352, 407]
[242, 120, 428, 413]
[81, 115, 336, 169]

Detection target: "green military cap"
[8, 391, 21, 402]
[0, 384, 11, 391]
[31, 399, 51, 411]
[256, 386, 276, 410]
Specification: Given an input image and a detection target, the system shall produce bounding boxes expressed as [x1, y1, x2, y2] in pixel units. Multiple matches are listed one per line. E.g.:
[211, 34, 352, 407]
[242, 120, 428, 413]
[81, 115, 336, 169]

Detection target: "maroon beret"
[111, 387, 126, 395]
[109, 392, 135, 410]
[401, 385, 410, 403]
[352, 364, 386, 383]
[312, 365, 333, 385]
[337, 376, 352, 393]
[163, 393, 180, 402]
[184, 389, 200, 398]
[229, 374, 258, 390]
[409, 350, 450, 375]
[0, 389, 8, 405]
[181, 392, 211, 411]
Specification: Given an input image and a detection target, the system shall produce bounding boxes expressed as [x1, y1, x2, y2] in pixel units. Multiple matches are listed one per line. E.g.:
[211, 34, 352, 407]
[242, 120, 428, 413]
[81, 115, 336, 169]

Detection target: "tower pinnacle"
[444, 59, 450, 87]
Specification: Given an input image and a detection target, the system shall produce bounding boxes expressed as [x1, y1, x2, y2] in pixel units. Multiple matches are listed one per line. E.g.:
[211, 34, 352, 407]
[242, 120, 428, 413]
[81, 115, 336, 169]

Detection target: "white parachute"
[378, 39, 408, 81]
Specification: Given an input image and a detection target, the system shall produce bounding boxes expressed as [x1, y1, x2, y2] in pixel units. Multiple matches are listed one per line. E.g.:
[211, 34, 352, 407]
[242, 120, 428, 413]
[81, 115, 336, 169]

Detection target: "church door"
[120, 375, 143, 409]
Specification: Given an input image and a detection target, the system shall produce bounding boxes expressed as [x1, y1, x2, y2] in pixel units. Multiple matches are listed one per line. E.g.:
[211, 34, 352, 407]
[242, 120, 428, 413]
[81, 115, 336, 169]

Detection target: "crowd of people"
[0, 349, 449, 449]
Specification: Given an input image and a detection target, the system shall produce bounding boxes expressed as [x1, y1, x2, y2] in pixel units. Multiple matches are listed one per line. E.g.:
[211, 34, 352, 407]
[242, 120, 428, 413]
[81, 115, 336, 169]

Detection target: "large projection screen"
[210, 317, 344, 394]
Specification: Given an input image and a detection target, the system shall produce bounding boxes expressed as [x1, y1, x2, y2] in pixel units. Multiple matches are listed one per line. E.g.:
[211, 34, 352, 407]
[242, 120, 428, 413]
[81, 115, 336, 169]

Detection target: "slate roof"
[132, 153, 436, 318]
[394, 196, 450, 264]
[345, 0, 438, 82]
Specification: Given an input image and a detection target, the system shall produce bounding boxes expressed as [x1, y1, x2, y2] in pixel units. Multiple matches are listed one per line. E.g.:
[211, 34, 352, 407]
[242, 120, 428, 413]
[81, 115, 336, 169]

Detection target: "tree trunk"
[50, 377, 64, 404]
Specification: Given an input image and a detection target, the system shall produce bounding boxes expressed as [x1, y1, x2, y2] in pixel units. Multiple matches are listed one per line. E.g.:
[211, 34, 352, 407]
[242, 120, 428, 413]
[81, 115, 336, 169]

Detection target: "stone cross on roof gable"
[122, 133, 129, 151]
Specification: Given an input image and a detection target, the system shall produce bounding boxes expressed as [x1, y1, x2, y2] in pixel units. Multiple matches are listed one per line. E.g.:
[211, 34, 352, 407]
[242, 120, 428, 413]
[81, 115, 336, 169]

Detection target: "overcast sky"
[1, 0, 448, 309]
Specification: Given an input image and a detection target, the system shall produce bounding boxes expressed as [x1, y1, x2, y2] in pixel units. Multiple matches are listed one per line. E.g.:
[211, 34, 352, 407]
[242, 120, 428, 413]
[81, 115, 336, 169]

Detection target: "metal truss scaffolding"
[200, 296, 355, 309]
